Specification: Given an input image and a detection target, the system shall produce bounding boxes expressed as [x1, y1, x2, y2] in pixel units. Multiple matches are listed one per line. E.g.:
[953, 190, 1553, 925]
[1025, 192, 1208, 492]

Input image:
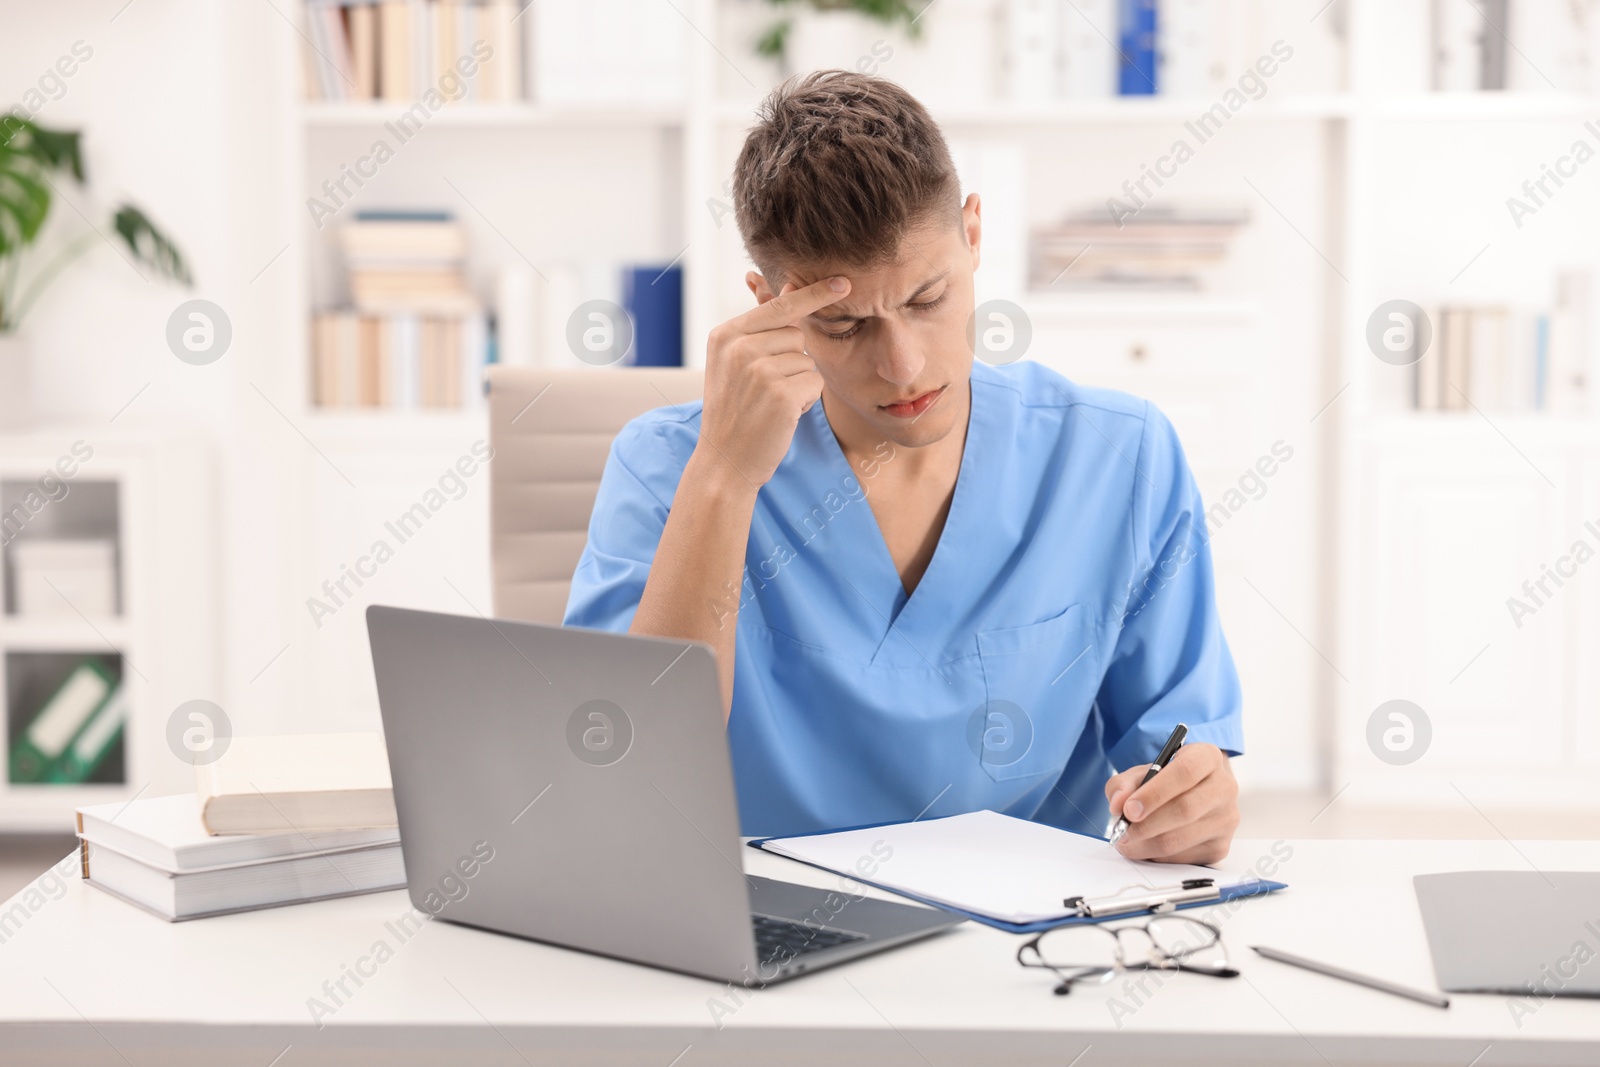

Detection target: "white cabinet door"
[1346, 431, 1582, 802]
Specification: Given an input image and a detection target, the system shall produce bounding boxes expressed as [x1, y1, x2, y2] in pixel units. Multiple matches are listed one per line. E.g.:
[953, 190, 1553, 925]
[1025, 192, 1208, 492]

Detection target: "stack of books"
[341, 213, 475, 314]
[7, 660, 126, 785]
[302, 0, 523, 103]
[1029, 205, 1250, 290]
[77, 733, 404, 921]
[312, 212, 489, 409]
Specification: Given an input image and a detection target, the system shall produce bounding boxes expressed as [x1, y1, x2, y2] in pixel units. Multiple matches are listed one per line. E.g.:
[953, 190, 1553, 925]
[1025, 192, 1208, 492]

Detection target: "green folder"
[44, 682, 127, 784]
[7, 661, 116, 784]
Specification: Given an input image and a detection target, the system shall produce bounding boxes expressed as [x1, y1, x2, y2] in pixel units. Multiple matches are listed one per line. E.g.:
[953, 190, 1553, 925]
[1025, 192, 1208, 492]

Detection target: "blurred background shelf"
[302, 101, 688, 127]
[5, 0, 1600, 838]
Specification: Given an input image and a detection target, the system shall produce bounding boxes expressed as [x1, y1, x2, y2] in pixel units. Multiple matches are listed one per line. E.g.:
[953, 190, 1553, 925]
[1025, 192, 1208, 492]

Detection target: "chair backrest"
[485, 366, 704, 624]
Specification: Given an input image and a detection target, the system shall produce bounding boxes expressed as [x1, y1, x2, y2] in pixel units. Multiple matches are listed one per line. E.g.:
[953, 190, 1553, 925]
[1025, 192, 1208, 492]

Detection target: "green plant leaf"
[1, 114, 85, 181]
[0, 166, 51, 257]
[26, 125, 85, 182]
[756, 18, 793, 58]
[113, 204, 192, 286]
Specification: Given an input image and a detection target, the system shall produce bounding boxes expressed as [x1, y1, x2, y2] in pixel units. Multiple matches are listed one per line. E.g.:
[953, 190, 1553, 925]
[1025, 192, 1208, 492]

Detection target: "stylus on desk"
[1251, 945, 1450, 1009]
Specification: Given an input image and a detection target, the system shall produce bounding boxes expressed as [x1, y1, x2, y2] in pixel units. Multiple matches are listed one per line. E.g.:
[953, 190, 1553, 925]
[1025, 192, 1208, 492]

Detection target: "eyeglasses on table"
[1016, 914, 1240, 995]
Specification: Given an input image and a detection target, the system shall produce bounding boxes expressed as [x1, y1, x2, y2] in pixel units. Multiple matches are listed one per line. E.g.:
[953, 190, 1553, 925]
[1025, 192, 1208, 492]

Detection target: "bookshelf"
[1330, 4, 1600, 806]
[260, 0, 1600, 805]
[0, 431, 215, 831]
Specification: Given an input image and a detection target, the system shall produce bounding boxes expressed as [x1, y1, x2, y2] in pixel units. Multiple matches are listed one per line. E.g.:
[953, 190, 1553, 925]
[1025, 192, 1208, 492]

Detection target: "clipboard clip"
[1063, 878, 1219, 918]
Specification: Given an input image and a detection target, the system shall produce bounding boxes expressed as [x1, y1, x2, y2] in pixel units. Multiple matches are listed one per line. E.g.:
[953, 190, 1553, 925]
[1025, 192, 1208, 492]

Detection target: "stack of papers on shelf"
[1030, 205, 1250, 290]
[76, 793, 403, 921]
[195, 731, 398, 835]
[753, 809, 1285, 932]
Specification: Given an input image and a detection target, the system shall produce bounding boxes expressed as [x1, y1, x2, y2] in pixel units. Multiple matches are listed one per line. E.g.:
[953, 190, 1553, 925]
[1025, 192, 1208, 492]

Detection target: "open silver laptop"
[366, 605, 962, 985]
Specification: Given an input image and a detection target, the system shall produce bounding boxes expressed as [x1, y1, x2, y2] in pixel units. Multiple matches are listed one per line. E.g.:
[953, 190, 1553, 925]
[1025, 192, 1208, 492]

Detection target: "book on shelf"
[622, 264, 684, 367]
[1006, 0, 1061, 102]
[1432, 0, 1487, 92]
[1059, 0, 1118, 99]
[1117, 0, 1159, 95]
[526, 0, 686, 105]
[1156, 0, 1212, 98]
[7, 660, 122, 785]
[1506, 0, 1597, 94]
[302, 0, 523, 104]
[1426, 0, 1598, 93]
[1409, 281, 1593, 415]
[77, 793, 404, 921]
[312, 309, 485, 408]
[195, 731, 398, 835]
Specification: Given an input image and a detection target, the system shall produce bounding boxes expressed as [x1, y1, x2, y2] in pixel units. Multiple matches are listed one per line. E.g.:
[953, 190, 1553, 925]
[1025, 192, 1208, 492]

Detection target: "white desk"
[2, 838, 1597, 1066]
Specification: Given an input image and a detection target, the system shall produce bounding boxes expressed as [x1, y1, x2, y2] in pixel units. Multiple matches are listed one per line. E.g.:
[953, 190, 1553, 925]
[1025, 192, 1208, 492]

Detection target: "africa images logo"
[566, 700, 633, 767]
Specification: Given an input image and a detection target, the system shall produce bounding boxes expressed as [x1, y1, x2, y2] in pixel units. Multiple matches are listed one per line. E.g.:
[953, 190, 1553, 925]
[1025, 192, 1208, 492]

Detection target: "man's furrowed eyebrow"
[808, 272, 949, 323]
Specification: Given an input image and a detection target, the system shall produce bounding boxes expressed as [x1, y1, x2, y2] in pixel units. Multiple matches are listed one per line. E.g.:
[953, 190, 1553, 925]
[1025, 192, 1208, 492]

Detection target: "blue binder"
[750, 820, 1287, 934]
[622, 263, 684, 367]
[1117, 0, 1159, 96]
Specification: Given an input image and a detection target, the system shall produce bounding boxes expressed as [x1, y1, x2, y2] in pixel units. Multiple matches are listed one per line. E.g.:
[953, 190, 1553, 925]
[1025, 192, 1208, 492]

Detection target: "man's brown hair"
[733, 70, 963, 282]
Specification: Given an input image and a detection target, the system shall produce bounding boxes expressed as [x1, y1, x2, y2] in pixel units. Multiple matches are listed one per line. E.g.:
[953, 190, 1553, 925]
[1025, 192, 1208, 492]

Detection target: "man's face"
[748, 194, 982, 451]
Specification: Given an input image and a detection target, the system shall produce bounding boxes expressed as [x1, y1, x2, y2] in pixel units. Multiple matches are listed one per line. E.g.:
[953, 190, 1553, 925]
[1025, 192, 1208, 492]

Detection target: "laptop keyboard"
[752, 913, 865, 966]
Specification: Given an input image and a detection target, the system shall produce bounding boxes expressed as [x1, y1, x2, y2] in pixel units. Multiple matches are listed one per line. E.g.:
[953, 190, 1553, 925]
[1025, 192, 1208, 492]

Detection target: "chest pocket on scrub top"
[971, 604, 1099, 783]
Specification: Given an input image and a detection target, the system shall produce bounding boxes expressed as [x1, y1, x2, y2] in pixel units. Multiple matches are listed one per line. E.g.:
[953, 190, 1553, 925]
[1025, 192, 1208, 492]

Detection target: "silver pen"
[1251, 945, 1450, 1009]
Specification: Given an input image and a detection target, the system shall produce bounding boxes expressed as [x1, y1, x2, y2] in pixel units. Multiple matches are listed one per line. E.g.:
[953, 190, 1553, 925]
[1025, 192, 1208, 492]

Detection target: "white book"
[392, 313, 422, 408]
[1509, 0, 1591, 92]
[1006, 0, 1060, 102]
[1058, 0, 1117, 98]
[1158, 0, 1211, 97]
[1433, 0, 1484, 91]
[77, 793, 400, 873]
[195, 732, 397, 835]
[1549, 269, 1594, 415]
[1469, 307, 1509, 410]
[82, 839, 405, 921]
[459, 0, 478, 101]
[461, 311, 489, 408]
[1503, 310, 1540, 412]
[538, 263, 581, 366]
[304, 0, 340, 101]
[1242, 0, 1342, 96]
[626, 0, 686, 103]
[495, 261, 539, 367]
[412, 0, 434, 97]
[529, 0, 590, 103]
[1363, 0, 1432, 94]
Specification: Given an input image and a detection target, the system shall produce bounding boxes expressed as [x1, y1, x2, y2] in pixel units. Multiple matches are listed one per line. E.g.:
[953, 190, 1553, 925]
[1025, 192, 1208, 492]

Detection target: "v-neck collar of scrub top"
[794, 363, 999, 669]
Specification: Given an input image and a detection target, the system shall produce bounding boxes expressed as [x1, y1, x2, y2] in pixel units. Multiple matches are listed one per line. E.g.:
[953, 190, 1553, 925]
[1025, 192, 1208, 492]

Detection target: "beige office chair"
[485, 366, 704, 624]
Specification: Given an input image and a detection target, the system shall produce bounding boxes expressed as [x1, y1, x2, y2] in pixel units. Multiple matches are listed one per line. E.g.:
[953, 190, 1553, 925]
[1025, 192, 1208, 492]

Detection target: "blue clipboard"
[748, 828, 1287, 934]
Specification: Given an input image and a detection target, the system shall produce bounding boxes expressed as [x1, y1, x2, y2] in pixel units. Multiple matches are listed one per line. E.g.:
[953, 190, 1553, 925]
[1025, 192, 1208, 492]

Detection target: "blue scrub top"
[564, 359, 1243, 839]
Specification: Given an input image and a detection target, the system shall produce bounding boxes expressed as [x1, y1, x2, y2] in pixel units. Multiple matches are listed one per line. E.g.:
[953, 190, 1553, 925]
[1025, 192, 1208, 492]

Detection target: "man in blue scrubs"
[565, 72, 1243, 864]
